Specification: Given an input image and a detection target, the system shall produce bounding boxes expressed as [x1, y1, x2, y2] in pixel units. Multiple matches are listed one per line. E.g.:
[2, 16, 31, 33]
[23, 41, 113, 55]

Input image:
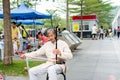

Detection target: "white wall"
[72, 20, 98, 32]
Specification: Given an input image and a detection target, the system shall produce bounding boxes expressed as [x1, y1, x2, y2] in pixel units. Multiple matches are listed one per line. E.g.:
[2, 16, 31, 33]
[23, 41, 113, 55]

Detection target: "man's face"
[47, 31, 56, 43]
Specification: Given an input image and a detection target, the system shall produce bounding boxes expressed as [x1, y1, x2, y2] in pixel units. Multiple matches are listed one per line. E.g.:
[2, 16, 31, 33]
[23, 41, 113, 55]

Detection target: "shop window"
[84, 25, 89, 30]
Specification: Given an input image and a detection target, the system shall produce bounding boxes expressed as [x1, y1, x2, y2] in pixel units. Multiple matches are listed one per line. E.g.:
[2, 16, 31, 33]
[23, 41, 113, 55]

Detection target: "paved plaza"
[6, 38, 120, 80]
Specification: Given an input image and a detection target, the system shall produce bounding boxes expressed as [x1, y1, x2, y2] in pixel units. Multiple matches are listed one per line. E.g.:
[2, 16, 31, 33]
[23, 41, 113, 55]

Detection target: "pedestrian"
[11, 22, 19, 54]
[114, 28, 116, 36]
[99, 26, 104, 39]
[116, 26, 120, 39]
[57, 28, 61, 36]
[105, 29, 109, 38]
[17, 22, 23, 51]
[97, 28, 100, 39]
[62, 28, 69, 34]
[27, 34, 35, 51]
[21, 25, 29, 50]
[20, 28, 73, 80]
[92, 24, 97, 40]
[109, 30, 113, 40]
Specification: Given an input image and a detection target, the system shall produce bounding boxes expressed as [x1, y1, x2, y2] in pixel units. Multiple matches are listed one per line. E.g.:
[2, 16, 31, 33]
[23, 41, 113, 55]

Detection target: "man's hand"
[20, 54, 26, 59]
[53, 49, 61, 56]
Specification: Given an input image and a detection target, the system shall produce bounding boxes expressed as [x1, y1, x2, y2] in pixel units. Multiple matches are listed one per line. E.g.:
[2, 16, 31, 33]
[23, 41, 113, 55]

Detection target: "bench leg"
[46, 73, 49, 80]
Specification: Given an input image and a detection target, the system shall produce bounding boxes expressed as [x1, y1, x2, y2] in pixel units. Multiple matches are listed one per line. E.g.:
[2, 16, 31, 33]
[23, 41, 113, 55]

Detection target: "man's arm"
[58, 42, 73, 60]
[24, 45, 46, 58]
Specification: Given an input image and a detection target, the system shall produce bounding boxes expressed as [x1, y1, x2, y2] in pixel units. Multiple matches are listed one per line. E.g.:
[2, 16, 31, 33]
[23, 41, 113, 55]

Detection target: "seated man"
[21, 28, 73, 80]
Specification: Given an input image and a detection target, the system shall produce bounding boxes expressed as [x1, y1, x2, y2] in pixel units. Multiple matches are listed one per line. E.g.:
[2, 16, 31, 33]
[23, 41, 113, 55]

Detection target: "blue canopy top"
[16, 20, 44, 25]
[0, 2, 52, 19]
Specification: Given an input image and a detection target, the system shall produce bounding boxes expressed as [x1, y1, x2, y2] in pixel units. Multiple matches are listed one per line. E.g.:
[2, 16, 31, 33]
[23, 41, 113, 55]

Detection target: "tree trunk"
[80, 0, 83, 40]
[66, 0, 69, 30]
[3, 0, 13, 64]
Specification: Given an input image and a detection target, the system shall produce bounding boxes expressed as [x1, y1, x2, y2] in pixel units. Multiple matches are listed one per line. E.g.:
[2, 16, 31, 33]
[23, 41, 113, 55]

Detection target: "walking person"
[92, 24, 97, 40]
[20, 28, 73, 80]
[99, 26, 104, 39]
[116, 26, 120, 39]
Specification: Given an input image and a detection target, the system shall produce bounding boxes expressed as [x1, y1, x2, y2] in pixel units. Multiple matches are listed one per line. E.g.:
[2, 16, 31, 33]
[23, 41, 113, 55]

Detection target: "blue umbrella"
[16, 20, 44, 25]
[0, 2, 52, 19]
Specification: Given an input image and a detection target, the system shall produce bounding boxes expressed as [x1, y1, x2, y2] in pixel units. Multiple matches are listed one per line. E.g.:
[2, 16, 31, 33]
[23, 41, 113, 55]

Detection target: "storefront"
[72, 14, 98, 38]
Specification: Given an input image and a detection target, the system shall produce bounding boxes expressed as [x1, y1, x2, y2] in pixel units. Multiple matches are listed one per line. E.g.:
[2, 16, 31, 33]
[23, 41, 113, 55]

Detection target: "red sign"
[72, 15, 97, 20]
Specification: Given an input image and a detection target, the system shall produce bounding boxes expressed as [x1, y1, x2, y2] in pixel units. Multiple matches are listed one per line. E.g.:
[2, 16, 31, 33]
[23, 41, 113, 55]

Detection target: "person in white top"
[99, 26, 104, 39]
[92, 24, 97, 40]
[20, 28, 73, 80]
[62, 28, 70, 34]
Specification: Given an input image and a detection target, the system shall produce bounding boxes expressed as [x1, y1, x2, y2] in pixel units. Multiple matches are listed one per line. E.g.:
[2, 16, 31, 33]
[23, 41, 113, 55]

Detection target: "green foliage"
[10, 0, 33, 9]
[41, 10, 66, 29]
[41, 18, 66, 29]
[69, 0, 114, 29]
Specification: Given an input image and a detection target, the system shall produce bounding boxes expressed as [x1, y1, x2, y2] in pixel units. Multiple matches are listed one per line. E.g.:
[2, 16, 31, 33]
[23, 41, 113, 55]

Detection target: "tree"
[66, 0, 69, 30]
[46, 10, 57, 27]
[10, 0, 33, 9]
[42, 10, 61, 28]
[69, 0, 114, 28]
[3, 0, 13, 64]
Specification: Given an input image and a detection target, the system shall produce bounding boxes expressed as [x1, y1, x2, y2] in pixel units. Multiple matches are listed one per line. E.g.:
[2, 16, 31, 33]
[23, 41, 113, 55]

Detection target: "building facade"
[72, 14, 98, 38]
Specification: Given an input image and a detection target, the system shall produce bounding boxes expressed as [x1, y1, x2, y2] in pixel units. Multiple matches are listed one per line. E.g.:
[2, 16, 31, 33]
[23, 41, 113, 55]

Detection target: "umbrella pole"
[33, 19, 36, 44]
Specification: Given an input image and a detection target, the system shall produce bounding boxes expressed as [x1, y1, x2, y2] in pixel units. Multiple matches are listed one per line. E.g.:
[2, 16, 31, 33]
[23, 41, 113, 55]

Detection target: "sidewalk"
[6, 76, 29, 80]
[6, 39, 120, 80]
[67, 39, 120, 80]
